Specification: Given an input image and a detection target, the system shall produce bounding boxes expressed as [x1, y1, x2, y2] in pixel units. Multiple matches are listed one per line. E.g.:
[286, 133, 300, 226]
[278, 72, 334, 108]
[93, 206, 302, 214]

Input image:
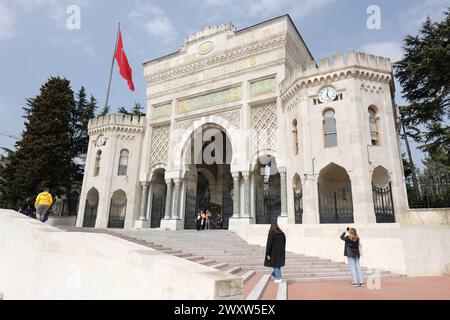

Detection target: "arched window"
[118, 149, 129, 176]
[292, 119, 299, 155]
[369, 107, 380, 146]
[94, 150, 101, 177]
[323, 109, 337, 148]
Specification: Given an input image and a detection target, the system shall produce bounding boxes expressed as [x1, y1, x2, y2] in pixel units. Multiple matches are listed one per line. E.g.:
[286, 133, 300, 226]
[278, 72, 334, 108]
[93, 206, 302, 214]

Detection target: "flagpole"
[104, 22, 121, 111]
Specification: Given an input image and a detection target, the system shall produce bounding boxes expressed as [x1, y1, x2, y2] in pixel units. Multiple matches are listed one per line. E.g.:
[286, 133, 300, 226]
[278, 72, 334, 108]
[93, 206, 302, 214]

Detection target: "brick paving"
[261, 277, 279, 300]
[288, 277, 450, 300]
[243, 272, 265, 299]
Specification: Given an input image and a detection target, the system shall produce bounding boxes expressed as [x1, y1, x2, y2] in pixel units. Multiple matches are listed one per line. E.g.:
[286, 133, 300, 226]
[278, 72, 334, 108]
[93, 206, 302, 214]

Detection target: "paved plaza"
[287, 277, 450, 300]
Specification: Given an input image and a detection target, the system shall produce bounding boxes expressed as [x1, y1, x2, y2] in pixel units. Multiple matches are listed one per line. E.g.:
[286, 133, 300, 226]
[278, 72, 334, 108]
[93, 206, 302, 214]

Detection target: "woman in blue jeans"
[264, 223, 286, 283]
[340, 228, 364, 287]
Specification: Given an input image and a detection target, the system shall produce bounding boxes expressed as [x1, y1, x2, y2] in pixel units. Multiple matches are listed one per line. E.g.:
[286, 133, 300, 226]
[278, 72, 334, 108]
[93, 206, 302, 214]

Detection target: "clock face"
[319, 86, 337, 103]
[97, 135, 105, 147]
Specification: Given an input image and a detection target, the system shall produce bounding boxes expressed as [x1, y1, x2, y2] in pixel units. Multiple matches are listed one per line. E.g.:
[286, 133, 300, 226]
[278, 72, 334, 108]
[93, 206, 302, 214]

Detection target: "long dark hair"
[269, 223, 284, 236]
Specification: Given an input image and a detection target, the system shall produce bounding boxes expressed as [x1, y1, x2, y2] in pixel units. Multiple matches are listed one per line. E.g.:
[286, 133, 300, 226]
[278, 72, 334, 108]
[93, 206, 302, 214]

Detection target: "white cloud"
[197, 0, 336, 21]
[399, 0, 449, 33]
[50, 36, 97, 58]
[0, 1, 16, 40]
[361, 41, 404, 62]
[16, 0, 67, 25]
[129, 1, 178, 43]
[0, 0, 86, 41]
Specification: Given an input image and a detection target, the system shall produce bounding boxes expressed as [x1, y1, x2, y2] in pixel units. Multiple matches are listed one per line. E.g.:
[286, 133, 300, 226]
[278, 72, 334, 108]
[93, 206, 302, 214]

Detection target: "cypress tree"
[118, 102, 145, 116]
[394, 9, 450, 165]
[1, 77, 74, 208]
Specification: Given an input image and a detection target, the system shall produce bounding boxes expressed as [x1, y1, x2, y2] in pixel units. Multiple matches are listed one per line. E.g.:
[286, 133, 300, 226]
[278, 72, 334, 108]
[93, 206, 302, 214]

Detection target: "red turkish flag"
[115, 30, 135, 92]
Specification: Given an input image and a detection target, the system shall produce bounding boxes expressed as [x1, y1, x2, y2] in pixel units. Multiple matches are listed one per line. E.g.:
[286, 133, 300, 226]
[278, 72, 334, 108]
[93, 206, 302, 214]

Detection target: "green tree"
[98, 104, 110, 117]
[394, 9, 450, 165]
[65, 88, 98, 213]
[118, 102, 145, 116]
[0, 77, 74, 209]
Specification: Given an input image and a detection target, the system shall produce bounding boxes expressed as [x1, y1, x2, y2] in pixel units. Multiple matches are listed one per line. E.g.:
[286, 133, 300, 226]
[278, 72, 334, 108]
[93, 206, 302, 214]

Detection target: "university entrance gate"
[183, 126, 234, 230]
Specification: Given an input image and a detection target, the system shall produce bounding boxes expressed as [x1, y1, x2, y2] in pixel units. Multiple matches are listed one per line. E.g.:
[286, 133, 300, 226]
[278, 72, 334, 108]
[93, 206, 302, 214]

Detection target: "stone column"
[172, 179, 182, 219]
[242, 171, 251, 218]
[280, 169, 288, 217]
[232, 172, 241, 218]
[277, 169, 289, 225]
[145, 182, 154, 222]
[135, 182, 150, 229]
[303, 176, 320, 224]
[164, 179, 173, 219]
[138, 182, 149, 221]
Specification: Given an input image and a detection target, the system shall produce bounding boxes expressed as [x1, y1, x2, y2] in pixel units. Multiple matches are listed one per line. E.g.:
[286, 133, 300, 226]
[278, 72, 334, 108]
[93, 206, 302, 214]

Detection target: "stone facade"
[77, 15, 409, 231]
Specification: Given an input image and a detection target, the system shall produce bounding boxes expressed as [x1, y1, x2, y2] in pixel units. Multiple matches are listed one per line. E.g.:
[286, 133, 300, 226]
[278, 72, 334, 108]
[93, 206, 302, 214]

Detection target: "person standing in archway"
[205, 209, 212, 230]
[195, 212, 202, 231]
[200, 211, 206, 230]
[264, 223, 286, 283]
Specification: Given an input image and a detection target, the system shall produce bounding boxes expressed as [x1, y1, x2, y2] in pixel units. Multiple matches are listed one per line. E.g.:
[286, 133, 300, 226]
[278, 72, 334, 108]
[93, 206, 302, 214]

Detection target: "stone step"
[161, 250, 181, 254]
[211, 263, 228, 270]
[276, 281, 287, 300]
[286, 273, 402, 283]
[108, 229, 400, 300]
[198, 259, 216, 265]
[225, 266, 242, 275]
[282, 271, 395, 279]
[242, 270, 256, 284]
[246, 274, 270, 300]
[173, 253, 193, 258]
[185, 256, 204, 262]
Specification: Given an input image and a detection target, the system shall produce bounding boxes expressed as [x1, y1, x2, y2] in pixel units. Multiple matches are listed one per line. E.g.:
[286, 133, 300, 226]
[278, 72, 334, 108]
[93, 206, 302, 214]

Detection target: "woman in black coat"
[340, 227, 364, 287]
[264, 223, 286, 283]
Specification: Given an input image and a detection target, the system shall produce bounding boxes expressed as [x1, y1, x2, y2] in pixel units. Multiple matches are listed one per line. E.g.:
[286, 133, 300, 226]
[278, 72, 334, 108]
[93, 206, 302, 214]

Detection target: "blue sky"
[0, 0, 448, 167]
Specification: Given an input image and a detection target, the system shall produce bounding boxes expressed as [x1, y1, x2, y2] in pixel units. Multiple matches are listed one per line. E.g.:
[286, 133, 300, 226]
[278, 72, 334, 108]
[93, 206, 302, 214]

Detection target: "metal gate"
[294, 190, 303, 224]
[83, 202, 98, 228]
[221, 187, 233, 230]
[150, 196, 166, 228]
[69, 192, 79, 216]
[108, 200, 127, 229]
[255, 187, 281, 224]
[318, 183, 354, 224]
[184, 190, 197, 229]
[372, 183, 395, 223]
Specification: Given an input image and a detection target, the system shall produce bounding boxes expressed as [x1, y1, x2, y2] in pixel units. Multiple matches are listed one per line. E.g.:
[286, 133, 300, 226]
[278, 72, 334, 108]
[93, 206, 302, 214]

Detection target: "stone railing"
[0, 210, 242, 300]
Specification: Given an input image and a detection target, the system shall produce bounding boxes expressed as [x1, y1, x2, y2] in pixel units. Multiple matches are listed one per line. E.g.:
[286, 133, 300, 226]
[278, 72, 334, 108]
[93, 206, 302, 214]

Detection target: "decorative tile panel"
[153, 103, 172, 120]
[177, 86, 242, 114]
[250, 77, 276, 97]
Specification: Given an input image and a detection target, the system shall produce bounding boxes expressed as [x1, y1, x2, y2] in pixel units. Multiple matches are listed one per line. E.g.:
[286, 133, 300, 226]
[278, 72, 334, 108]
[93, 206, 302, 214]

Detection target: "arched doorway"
[150, 168, 167, 228]
[183, 124, 233, 229]
[254, 155, 281, 224]
[83, 188, 99, 228]
[108, 190, 127, 229]
[293, 174, 303, 224]
[318, 163, 354, 224]
[372, 166, 395, 223]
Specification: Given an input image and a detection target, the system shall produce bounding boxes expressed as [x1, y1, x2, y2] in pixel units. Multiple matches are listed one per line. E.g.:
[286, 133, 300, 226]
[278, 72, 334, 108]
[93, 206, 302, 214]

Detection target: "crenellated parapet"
[281, 51, 393, 102]
[180, 22, 236, 52]
[88, 114, 146, 135]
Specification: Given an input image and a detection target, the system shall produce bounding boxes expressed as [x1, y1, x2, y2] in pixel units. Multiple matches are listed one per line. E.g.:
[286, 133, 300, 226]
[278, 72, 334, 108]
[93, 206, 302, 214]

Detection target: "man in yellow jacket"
[35, 188, 53, 222]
